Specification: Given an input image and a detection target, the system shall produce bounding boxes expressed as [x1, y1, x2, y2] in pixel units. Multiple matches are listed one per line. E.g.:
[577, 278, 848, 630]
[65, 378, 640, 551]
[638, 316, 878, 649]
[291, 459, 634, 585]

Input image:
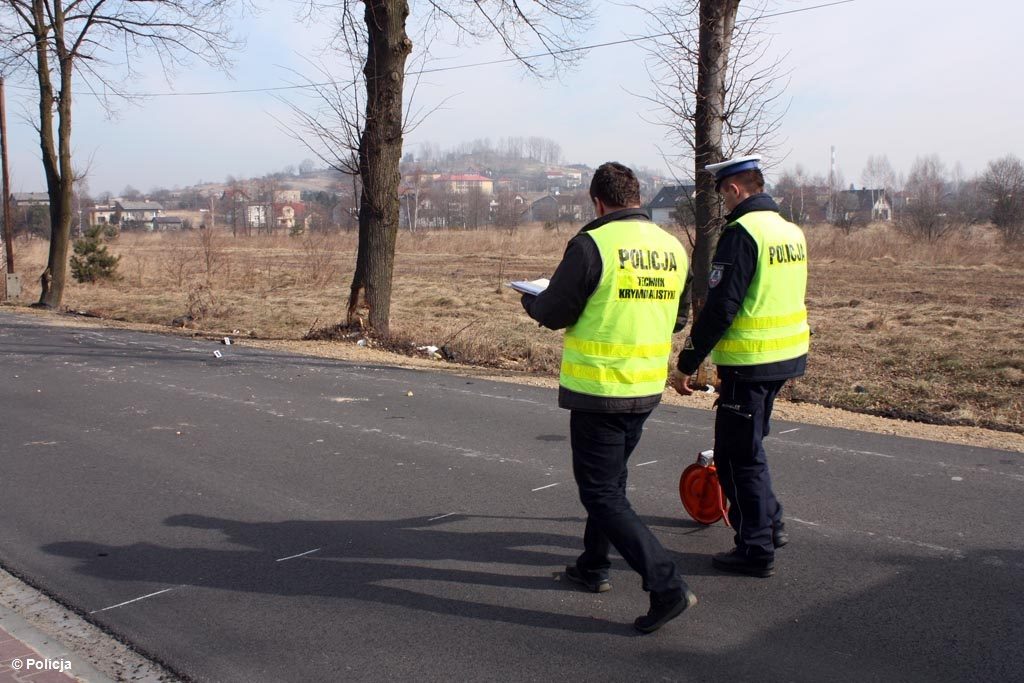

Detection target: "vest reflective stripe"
[713, 329, 811, 355]
[564, 337, 673, 359]
[560, 219, 688, 398]
[712, 210, 809, 367]
[727, 310, 808, 331]
[561, 361, 672, 385]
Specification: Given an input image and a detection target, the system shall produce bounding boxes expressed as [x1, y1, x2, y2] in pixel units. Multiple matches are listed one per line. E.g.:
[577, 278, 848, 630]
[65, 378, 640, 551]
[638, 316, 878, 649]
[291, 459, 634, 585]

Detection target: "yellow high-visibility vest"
[712, 210, 809, 366]
[561, 220, 688, 397]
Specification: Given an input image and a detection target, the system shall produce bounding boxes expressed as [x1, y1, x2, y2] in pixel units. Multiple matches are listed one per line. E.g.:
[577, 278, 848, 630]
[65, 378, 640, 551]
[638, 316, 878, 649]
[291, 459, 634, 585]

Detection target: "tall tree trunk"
[690, 0, 739, 387]
[346, 0, 412, 336]
[34, 0, 75, 308]
[692, 0, 739, 315]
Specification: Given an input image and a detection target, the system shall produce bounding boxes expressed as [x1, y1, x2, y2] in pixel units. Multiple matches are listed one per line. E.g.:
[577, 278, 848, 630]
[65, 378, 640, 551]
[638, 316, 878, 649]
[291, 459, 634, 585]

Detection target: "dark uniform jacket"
[676, 193, 807, 382]
[522, 208, 692, 413]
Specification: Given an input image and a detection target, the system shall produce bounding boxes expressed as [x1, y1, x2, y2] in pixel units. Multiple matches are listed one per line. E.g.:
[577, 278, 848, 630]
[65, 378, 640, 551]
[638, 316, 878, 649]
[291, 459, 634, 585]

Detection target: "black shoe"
[565, 565, 610, 593]
[712, 549, 775, 578]
[634, 589, 698, 634]
[773, 521, 789, 549]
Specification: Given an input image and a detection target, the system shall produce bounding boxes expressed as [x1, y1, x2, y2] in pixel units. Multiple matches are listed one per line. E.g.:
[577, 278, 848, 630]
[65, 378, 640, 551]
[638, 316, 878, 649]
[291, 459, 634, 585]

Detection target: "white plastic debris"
[222, 337, 232, 345]
[357, 339, 367, 347]
[213, 350, 223, 359]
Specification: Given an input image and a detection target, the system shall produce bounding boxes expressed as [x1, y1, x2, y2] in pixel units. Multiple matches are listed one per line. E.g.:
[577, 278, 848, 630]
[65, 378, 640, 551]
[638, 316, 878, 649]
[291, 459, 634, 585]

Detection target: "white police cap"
[705, 155, 762, 188]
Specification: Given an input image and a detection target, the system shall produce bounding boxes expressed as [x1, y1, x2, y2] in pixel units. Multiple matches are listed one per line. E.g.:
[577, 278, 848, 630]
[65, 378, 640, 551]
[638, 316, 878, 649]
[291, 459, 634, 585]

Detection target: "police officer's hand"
[669, 370, 694, 396]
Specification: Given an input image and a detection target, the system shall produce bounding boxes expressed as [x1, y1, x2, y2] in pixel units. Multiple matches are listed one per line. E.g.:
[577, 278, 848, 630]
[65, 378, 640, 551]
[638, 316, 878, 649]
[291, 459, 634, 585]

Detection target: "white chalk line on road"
[22, 322, 1024, 562]
[787, 517, 963, 558]
[276, 548, 321, 562]
[35, 324, 1024, 484]
[428, 512, 458, 522]
[67, 362, 526, 466]
[90, 587, 180, 614]
[531, 483, 560, 492]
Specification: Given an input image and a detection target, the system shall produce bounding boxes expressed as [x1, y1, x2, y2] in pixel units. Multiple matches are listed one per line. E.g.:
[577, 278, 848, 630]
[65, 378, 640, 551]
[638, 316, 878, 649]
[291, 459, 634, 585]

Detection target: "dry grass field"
[6, 222, 1023, 435]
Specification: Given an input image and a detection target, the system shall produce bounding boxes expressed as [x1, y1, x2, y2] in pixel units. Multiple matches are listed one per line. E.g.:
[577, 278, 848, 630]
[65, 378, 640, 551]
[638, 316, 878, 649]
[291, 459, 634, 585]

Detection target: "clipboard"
[508, 278, 550, 296]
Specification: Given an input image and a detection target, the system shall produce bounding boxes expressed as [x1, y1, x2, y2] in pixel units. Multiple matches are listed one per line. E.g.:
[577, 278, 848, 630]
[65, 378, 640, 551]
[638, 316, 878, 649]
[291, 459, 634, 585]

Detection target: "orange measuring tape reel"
[679, 450, 731, 526]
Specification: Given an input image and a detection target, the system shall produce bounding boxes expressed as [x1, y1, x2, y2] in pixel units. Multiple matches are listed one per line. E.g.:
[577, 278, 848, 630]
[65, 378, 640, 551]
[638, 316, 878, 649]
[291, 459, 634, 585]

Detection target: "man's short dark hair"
[722, 169, 765, 193]
[590, 162, 641, 208]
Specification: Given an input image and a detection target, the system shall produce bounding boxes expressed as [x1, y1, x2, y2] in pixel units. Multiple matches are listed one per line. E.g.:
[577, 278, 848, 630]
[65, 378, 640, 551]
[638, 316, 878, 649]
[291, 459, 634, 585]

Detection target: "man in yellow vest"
[521, 162, 697, 633]
[671, 155, 809, 578]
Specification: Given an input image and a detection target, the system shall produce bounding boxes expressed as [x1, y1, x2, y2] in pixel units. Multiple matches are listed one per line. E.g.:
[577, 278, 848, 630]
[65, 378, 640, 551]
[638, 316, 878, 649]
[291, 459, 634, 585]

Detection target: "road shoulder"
[0, 567, 178, 683]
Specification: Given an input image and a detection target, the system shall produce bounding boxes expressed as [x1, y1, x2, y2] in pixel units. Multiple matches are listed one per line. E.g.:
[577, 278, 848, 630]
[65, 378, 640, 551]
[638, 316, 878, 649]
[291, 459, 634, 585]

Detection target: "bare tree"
[464, 186, 489, 230]
[981, 155, 1024, 243]
[861, 154, 896, 192]
[900, 155, 968, 243]
[494, 187, 522, 235]
[298, 0, 592, 335]
[274, 51, 366, 179]
[638, 0, 787, 317]
[0, 0, 246, 307]
[773, 165, 817, 224]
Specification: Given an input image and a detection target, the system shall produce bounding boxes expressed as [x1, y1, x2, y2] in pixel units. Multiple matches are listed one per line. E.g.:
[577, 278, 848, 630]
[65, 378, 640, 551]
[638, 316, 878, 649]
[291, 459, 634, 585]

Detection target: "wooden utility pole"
[1, 75, 14, 279]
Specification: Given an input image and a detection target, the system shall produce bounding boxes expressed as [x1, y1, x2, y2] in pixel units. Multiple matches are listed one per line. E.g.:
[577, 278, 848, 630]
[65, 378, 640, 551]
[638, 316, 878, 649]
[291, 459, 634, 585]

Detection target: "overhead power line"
[7, 0, 855, 99]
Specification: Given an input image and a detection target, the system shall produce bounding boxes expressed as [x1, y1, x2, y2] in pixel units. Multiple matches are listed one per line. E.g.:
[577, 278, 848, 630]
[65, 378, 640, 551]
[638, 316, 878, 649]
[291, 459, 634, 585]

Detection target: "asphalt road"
[1, 310, 1022, 682]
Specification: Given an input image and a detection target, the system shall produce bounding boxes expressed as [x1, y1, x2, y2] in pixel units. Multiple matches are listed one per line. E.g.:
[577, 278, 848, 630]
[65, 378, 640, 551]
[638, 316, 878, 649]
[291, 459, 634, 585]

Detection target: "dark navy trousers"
[714, 377, 787, 559]
[570, 410, 685, 598]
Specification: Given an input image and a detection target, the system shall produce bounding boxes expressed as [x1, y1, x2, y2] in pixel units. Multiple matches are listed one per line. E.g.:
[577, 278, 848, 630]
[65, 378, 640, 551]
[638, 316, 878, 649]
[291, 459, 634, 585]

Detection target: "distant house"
[88, 205, 116, 225]
[523, 195, 559, 222]
[10, 192, 50, 207]
[544, 169, 582, 192]
[273, 189, 301, 204]
[246, 204, 268, 230]
[220, 188, 251, 204]
[833, 189, 892, 224]
[274, 202, 305, 231]
[114, 199, 162, 224]
[438, 174, 494, 195]
[545, 171, 565, 193]
[646, 185, 696, 225]
[151, 216, 184, 231]
[521, 193, 588, 223]
[402, 170, 442, 187]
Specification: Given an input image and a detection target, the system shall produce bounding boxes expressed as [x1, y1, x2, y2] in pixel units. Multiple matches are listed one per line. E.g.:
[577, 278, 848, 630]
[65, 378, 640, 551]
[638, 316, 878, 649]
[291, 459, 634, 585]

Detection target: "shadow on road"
[41, 514, 1024, 678]
[42, 513, 712, 636]
[662, 545, 1024, 682]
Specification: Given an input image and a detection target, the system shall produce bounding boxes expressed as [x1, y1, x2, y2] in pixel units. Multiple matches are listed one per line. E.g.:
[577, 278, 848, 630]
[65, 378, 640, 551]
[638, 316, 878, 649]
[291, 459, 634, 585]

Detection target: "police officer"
[671, 155, 808, 578]
[521, 162, 697, 633]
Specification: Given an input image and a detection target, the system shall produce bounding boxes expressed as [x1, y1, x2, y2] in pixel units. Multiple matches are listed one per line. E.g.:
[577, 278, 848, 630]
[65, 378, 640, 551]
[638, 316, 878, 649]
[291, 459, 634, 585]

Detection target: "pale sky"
[4, 0, 1021, 195]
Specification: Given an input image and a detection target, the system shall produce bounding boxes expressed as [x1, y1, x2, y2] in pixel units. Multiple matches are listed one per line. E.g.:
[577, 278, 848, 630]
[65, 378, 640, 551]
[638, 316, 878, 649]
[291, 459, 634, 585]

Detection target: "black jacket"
[522, 208, 692, 413]
[676, 193, 807, 382]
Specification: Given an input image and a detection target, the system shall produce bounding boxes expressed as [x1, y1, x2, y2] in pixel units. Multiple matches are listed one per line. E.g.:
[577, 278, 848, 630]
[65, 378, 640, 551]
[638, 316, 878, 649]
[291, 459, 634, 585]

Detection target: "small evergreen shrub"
[70, 226, 121, 283]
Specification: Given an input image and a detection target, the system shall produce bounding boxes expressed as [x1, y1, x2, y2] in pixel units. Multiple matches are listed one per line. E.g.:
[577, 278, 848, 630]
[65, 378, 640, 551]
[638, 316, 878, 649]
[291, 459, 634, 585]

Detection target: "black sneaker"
[634, 589, 698, 634]
[712, 549, 775, 578]
[564, 565, 610, 593]
[773, 521, 789, 549]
